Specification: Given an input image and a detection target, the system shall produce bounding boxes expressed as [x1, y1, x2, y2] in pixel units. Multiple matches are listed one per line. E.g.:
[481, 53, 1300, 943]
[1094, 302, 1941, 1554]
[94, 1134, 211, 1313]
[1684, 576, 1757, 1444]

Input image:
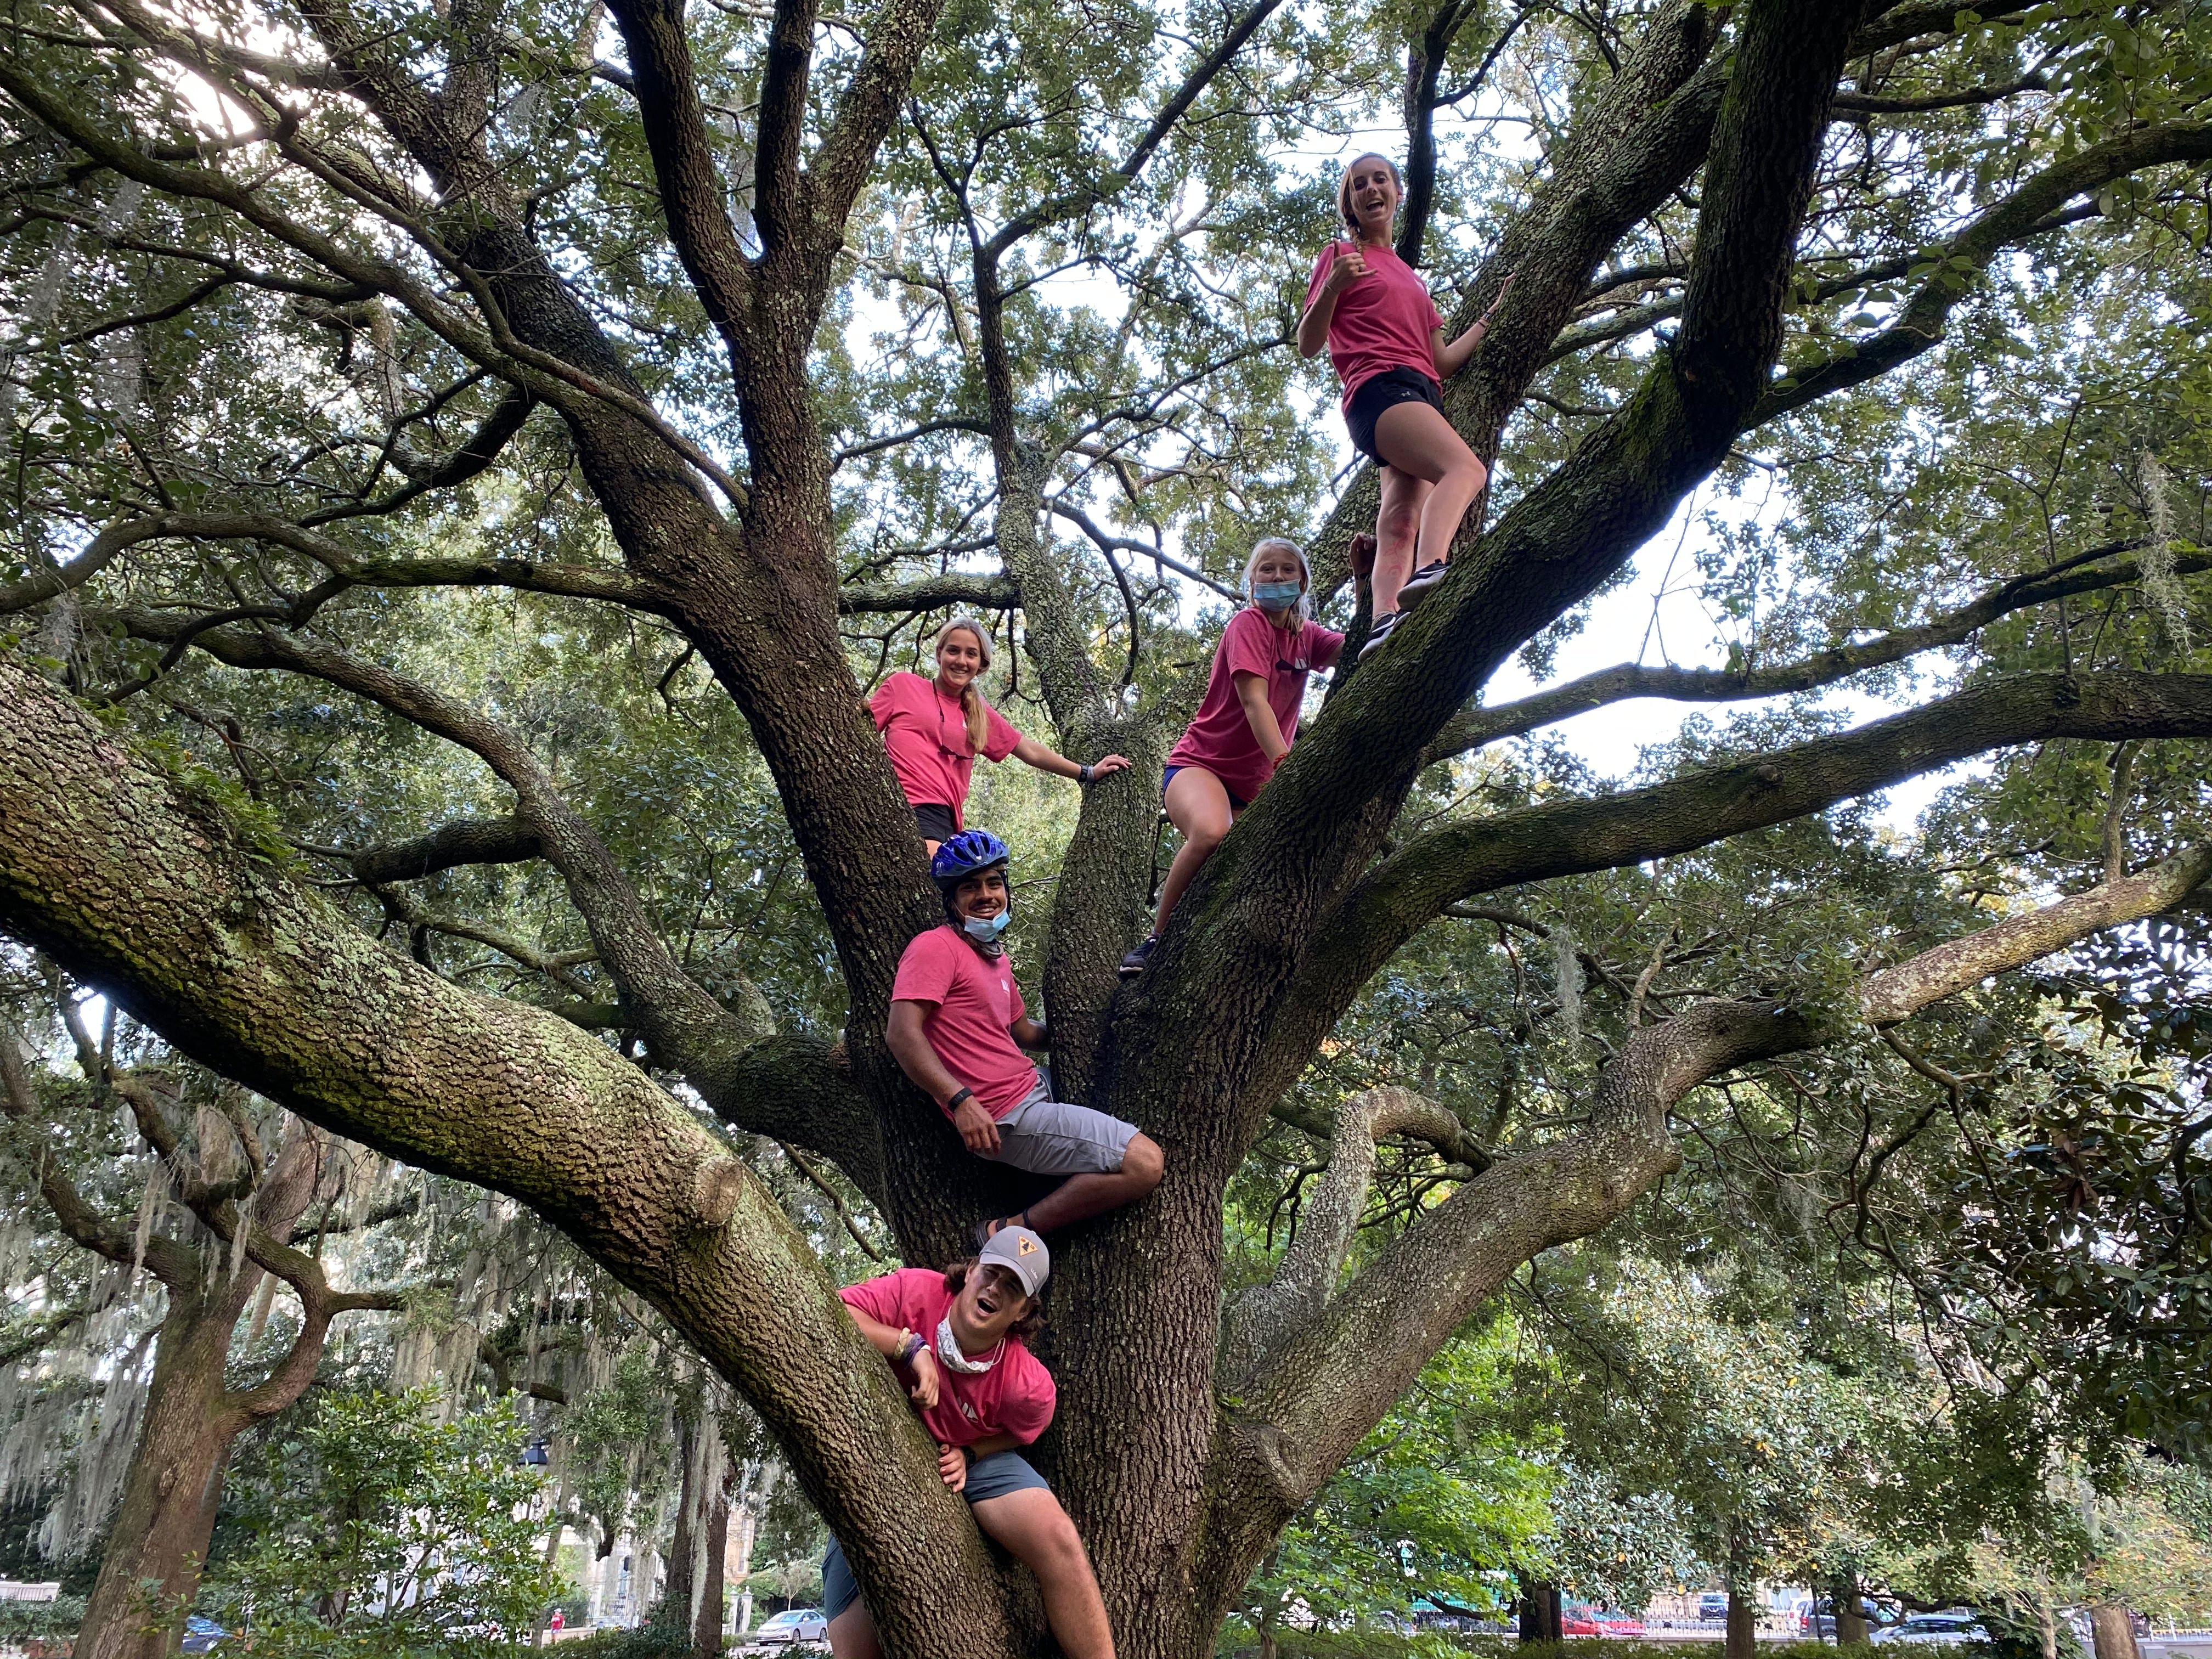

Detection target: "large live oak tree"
[3, 0, 2211, 1655]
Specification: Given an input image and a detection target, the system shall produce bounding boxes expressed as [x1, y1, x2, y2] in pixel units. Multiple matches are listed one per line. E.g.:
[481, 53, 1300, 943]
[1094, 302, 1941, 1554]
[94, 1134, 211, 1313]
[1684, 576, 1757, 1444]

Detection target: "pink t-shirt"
[839, 1268, 1055, 1448]
[1306, 242, 1444, 411]
[1166, 608, 1345, 804]
[869, 670, 1022, 826]
[891, 924, 1039, 1121]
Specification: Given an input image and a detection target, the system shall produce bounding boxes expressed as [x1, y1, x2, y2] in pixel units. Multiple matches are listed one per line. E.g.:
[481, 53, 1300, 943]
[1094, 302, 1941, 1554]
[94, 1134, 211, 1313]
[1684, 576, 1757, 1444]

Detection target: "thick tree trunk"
[695, 1479, 729, 1656]
[77, 1280, 255, 1659]
[1725, 1581, 1759, 1659]
[1518, 1576, 1564, 1643]
[2090, 1605, 2138, 1659]
[1835, 1577, 1870, 1646]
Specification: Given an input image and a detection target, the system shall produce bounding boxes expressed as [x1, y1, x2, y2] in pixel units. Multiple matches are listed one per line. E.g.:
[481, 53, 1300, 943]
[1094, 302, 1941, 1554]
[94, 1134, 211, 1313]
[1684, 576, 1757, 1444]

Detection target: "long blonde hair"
[1243, 537, 1312, 631]
[934, 616, 994, 753]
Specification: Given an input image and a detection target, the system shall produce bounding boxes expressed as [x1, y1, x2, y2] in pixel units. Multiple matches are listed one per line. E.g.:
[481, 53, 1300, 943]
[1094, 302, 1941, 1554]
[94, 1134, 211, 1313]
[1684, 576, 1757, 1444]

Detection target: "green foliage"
[553, 1628, 699, 1654]
[200, 1389, 557, 1656]
[1240, 1318, 1554, 1630]
[0, 1593, 85, 1637]
[551, 1628, 698, 1658]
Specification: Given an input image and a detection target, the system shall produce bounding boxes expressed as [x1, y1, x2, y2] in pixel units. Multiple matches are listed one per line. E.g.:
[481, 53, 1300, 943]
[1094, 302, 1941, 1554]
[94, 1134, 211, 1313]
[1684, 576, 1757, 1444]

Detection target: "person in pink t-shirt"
[823, 1230, 1116, 1659]
[870, 617, 1131, 854]
[1119, 540, 1343, 977]
[1299, 153, 1514, 658]
[889, 830, 1163, 1239]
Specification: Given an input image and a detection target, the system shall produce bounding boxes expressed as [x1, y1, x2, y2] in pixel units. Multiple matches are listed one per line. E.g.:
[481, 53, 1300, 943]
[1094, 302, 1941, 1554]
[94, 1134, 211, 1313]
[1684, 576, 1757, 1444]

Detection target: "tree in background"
[0, 981, 407, 1659]
[3, 0, 2212, 1655]
[202, 1387, 556, 1656]
[1233, 1319, 1554, 1654]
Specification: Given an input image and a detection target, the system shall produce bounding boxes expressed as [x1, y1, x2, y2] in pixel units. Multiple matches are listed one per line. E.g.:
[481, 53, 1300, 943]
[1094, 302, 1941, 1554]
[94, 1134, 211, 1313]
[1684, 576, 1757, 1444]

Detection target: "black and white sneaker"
[1358, 610, 1403, 659]
[1396, 560, 1449, 609]
[1119, 935, 1158, 977]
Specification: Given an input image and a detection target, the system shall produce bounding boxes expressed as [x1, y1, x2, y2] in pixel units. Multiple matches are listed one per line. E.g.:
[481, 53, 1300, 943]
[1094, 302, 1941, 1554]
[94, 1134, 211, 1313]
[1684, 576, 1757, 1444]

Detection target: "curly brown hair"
[942, 1257, 1046, 1342]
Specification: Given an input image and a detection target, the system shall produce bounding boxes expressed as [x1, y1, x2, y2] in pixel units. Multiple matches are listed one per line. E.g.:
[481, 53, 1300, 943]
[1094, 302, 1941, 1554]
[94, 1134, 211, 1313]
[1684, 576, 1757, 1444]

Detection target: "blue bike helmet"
[930, 828, 1010, 886]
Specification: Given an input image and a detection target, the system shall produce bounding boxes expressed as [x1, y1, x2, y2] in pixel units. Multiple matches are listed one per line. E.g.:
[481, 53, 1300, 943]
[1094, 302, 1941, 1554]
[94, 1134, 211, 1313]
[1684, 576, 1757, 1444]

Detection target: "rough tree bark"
[1835, 1577, 1870, 1646]
[4, 0, 2210, 1654]
[2090, 1605, 2140, 1659]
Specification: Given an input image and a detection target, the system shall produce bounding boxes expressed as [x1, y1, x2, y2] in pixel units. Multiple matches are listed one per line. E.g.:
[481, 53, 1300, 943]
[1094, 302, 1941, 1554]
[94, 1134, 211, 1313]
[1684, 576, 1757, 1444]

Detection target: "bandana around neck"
[935, 1314, 1004, 1375]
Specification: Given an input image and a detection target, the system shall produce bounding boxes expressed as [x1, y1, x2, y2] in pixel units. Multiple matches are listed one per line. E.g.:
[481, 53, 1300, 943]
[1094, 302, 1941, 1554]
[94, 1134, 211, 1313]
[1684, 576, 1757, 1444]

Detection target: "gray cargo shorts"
[981, 1079, 1138, 1176]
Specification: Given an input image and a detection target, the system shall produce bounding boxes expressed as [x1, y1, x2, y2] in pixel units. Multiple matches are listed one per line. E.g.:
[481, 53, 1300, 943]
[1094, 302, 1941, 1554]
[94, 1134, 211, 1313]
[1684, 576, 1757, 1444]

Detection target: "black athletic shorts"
[913, 803, 958, 844]
[1345, 366, 1443, 465]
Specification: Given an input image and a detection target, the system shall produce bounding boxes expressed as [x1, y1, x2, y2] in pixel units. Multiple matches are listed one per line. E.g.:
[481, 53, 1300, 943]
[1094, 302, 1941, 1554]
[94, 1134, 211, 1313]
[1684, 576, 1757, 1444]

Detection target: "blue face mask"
[1252, 580, 1304, 610]
[962, 909, 1010, 944]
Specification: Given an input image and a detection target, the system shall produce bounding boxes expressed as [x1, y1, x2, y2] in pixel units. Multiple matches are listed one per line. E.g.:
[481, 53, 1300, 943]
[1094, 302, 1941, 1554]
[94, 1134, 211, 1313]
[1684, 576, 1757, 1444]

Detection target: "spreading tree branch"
[0, 664, 997, 1659]
[1222, 1085, 1488, 1390]
[1259, 671, 2212, 1104]
[1422, 539, 2197, 764]
[1226, 828, 2212, 1530]
[606, 0, 759, 362]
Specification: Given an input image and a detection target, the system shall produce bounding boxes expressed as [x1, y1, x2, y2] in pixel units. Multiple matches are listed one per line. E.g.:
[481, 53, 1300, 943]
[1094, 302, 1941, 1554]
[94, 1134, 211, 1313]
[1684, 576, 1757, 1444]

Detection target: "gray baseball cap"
[979, 1225, 1050, 1297]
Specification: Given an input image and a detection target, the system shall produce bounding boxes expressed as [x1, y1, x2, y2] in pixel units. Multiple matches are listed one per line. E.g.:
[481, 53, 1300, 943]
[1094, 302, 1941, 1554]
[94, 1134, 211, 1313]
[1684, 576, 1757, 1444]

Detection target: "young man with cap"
[826, 1229, 1114, 1659]
[889, 830, 1164, 1240]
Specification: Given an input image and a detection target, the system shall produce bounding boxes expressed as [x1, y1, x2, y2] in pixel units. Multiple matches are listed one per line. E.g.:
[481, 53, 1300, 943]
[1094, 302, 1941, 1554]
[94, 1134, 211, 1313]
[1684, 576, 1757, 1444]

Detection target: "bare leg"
[970, 1488, 1115, 1659]
[1152, 766, 1238, 936]
[1371, 402, 1487, 607]
[1018, 1133, 1164, 1234]
[1370, 465, 1429, 615]
[828, 1605, 883, 1659]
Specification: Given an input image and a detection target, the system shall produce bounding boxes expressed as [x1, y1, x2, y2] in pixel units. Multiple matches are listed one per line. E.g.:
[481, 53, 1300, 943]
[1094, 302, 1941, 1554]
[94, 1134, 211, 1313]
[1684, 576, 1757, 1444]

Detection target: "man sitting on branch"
[888, 830, 1164, 1240]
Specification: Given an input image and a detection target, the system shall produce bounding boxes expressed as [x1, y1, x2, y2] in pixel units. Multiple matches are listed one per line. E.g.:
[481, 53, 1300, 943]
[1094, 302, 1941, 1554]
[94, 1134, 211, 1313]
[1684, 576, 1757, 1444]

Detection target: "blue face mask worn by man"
[1252, 579, 1304, 610]
[963, 909, 1010, 944]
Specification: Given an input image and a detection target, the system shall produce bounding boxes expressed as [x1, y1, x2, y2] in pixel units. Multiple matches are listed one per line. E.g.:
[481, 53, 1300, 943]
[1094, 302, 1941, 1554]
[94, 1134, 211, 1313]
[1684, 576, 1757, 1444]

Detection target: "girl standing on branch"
[871, 617, 1132, 854]
[1120, 539, 1342, 977]
[1299, 153, 1512, 658]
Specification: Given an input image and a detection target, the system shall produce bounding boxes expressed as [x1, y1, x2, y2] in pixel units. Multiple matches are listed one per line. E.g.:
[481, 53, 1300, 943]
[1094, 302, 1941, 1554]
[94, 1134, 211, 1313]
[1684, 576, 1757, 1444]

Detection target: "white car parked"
[755, 1606, 830, 1646]
[1872, 1614, 1990, 1645]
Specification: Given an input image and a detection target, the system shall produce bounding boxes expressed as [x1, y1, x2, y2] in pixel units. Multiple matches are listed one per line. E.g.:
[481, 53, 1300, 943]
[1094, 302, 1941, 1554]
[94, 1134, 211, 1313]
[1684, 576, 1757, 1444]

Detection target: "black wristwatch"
[1077, 763, 1094, 785]
[945, 1086, 974, 1112]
